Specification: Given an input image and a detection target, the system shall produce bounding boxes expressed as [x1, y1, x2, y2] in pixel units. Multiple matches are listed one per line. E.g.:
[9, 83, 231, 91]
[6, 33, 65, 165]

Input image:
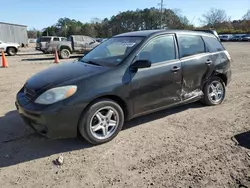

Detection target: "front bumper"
[15, 92, 85, 139]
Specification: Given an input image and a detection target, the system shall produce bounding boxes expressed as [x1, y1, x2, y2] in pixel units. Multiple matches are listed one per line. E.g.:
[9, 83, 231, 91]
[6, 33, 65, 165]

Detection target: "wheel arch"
[76, 94, 129, 137]
[59, 45, 72, 53]
[210, 71, 228, 86]
[6, 46, 18, 52]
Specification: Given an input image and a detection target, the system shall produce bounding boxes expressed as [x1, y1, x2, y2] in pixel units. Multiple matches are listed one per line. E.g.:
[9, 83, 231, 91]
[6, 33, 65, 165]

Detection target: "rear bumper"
[15, 92, 85, 139]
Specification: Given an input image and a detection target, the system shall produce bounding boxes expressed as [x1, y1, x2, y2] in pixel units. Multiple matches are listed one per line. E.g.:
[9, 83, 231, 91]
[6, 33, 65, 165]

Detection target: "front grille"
[24, 87, 36, 101]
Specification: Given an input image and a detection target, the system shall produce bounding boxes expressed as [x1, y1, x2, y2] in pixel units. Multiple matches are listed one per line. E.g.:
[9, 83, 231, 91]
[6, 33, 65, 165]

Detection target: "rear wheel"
[60, 49, 70, 59]
[7, 47, 17, 56]
[202, 76, 226, 106]
[79, 99, 124, 145]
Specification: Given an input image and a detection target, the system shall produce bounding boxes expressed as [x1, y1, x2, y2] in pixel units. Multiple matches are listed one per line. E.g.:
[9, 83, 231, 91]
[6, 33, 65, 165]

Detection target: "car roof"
[114, 29, 216, 38]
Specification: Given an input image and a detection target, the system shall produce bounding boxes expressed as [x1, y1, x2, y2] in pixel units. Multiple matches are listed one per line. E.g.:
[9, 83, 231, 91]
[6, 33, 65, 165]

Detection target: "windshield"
[80, 36, 144, 66]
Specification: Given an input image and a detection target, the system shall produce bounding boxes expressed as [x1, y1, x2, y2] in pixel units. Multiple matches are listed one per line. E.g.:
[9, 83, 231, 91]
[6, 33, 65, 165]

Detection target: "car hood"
[25, 62, 110, 91]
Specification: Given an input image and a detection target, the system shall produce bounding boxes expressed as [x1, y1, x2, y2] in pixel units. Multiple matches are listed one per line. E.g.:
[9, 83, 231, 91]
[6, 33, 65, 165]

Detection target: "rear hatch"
[37, 37, 52, 49]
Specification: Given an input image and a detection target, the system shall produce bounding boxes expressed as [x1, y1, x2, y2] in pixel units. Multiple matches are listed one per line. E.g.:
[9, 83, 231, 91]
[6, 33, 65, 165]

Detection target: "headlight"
[34, 85, 77, 105]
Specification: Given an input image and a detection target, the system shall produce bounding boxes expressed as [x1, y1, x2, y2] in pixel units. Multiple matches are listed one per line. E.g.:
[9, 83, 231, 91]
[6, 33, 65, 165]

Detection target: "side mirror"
[89, 41, 95, 45]
[131, 59, 151, 69]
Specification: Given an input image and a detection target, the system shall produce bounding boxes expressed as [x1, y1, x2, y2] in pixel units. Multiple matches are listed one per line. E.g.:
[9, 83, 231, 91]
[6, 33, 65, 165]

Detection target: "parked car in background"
[242, 34, 250, 41]
[230, 34, 246, 41]
[219, 35, 234, 41]
[0, 40, 20, 56]
[45, 35, 100, 59]
[16, 29, 232, 144]
[28, 38, 37, 43]
[231, 36, 241, 41]
[194, 29, 220, 41]
[36, 36, 67, 53]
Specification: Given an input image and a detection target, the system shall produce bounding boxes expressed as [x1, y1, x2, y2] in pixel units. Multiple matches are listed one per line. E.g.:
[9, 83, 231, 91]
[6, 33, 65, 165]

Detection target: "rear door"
[131, 34, 182, 115]
[84, 36, 97, 52]
[177, 34, 213, 99]
[202, 36, 230, 76]
[73, 36, 85, 52]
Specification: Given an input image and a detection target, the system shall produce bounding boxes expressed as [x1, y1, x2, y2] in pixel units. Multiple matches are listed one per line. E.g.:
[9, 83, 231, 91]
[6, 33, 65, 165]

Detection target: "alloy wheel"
[89, 106, 119, 140]
[208, 80, 224, 103]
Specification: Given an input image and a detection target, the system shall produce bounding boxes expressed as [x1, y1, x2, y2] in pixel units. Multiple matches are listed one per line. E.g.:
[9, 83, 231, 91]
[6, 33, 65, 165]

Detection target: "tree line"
[28, 8, 250, 38]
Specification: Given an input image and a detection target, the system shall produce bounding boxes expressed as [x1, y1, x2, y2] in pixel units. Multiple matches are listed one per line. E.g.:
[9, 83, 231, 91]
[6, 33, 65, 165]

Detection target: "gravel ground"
[0, 43, 250, 188]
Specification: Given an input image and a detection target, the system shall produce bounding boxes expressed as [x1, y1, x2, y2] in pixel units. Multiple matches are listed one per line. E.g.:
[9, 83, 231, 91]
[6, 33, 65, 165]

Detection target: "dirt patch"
[0, 43, 250, 188]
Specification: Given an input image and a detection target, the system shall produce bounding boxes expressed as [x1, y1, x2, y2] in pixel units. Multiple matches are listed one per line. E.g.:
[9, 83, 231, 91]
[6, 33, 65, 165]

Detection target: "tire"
[60, 48, 70, 59]
[79, 99, 124, 145]
[7, 47, 17, 56]
[201, 76, 226, 106]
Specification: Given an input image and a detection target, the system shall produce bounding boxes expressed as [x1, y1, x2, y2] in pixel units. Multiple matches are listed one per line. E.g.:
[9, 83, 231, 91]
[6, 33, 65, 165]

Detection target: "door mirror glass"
[131, 60, 151, 69]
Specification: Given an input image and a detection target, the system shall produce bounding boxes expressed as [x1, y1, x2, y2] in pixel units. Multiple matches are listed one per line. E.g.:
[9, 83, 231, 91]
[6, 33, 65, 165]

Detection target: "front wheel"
[7, 47, 17, 56]
[79, 99, 124, 145]
[202, 76, 226, 106]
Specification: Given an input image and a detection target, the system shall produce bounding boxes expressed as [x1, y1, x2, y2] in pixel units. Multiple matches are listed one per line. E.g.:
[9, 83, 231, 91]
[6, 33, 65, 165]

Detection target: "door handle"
[206, 60, 212, 65]
[171, 66, 180, 72]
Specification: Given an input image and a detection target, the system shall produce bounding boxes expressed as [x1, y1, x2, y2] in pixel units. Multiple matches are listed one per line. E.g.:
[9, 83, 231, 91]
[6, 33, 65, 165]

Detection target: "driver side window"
[138, 35, 176, 64]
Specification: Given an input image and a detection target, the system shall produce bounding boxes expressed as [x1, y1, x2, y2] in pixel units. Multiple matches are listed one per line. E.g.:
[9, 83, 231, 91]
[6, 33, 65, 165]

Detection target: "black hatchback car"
[16, 29, 232, 144]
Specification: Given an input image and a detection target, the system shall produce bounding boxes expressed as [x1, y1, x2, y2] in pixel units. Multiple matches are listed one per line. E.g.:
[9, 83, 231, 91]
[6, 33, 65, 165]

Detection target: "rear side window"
[178, 35, 205, 58]
[84, 36, 95, 44]
[53, 37, 60, 41]
[40, 37, 51, 42]
[203, 36, 225, 52]
[74, 36, 84, 41]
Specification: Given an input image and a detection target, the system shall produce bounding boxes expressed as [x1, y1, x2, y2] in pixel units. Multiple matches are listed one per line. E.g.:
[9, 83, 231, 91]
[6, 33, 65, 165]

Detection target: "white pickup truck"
[0, 41, 20, 56]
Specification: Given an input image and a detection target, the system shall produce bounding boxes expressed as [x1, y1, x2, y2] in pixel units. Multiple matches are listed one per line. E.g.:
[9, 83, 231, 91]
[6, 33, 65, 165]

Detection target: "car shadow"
[21, 55, 82, 62]
[21, 57, 55, 61]
[0, 110, 92, 168]
[17, 53, 44, 56]
[123, 102, 204, 130]
[233, 130, 250, 150]
[0, 102, 204, 168]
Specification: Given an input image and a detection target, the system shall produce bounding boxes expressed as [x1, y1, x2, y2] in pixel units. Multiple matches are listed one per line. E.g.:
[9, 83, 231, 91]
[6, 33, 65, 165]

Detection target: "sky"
[1, 0, 249, 30]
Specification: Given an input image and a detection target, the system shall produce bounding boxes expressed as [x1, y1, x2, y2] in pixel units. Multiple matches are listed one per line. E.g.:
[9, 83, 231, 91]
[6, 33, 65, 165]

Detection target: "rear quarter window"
[203, 36, 225, 53]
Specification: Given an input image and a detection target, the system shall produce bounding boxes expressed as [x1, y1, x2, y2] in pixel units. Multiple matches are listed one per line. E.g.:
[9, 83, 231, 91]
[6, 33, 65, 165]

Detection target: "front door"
[130, 34, 182, 115]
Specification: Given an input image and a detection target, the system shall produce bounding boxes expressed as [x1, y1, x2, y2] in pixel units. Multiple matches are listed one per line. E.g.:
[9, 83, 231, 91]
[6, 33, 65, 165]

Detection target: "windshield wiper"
[81, 60, 101, 66]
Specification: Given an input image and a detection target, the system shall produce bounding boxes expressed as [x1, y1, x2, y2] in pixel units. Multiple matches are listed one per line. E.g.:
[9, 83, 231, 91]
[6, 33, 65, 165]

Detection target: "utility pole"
[160, 0, 163, 28]
[158, 0, 165, 29]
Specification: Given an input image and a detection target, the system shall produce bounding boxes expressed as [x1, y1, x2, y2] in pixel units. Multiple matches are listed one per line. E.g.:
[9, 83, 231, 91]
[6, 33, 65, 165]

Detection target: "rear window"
[53, 37, 60, 41]
[203, 36, 225, 52]
[40, 37, 51, 42]
[178, 35, 205, 58]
